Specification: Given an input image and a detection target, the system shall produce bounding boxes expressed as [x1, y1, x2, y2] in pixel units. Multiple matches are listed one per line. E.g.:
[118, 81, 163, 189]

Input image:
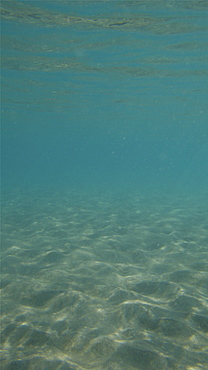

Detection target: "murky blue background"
[1, 1, 208, 194]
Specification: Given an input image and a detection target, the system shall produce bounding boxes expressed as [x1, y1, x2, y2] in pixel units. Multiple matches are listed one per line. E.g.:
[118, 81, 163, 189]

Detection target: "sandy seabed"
[1, 189, 208, 370]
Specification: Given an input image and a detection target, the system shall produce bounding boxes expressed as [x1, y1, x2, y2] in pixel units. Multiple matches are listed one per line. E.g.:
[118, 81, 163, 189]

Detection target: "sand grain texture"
[1, 190, 208, 369]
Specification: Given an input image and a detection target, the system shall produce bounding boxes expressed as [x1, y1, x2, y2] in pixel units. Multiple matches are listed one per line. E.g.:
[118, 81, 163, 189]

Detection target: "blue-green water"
[1, 1, 208, 369]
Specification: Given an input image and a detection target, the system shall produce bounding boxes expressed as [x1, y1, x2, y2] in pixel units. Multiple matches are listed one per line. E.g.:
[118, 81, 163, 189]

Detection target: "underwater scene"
[1, 1, 208, 369]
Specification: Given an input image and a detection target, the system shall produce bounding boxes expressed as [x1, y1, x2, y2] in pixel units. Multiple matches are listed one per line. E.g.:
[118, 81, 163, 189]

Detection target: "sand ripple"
[1, 190, 208, 369]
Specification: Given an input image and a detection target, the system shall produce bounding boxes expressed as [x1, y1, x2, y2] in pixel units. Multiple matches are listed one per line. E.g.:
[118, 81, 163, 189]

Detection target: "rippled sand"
[1, 189, 208, 370]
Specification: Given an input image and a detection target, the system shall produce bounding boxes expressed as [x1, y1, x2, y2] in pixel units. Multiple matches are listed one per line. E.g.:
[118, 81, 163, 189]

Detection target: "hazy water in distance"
[1, 0, 208, 195]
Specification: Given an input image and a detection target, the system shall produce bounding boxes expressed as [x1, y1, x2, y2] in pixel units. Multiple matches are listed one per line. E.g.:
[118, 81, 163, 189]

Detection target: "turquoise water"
[2, 0, 208, 194]
[1, 1, 208, 369]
